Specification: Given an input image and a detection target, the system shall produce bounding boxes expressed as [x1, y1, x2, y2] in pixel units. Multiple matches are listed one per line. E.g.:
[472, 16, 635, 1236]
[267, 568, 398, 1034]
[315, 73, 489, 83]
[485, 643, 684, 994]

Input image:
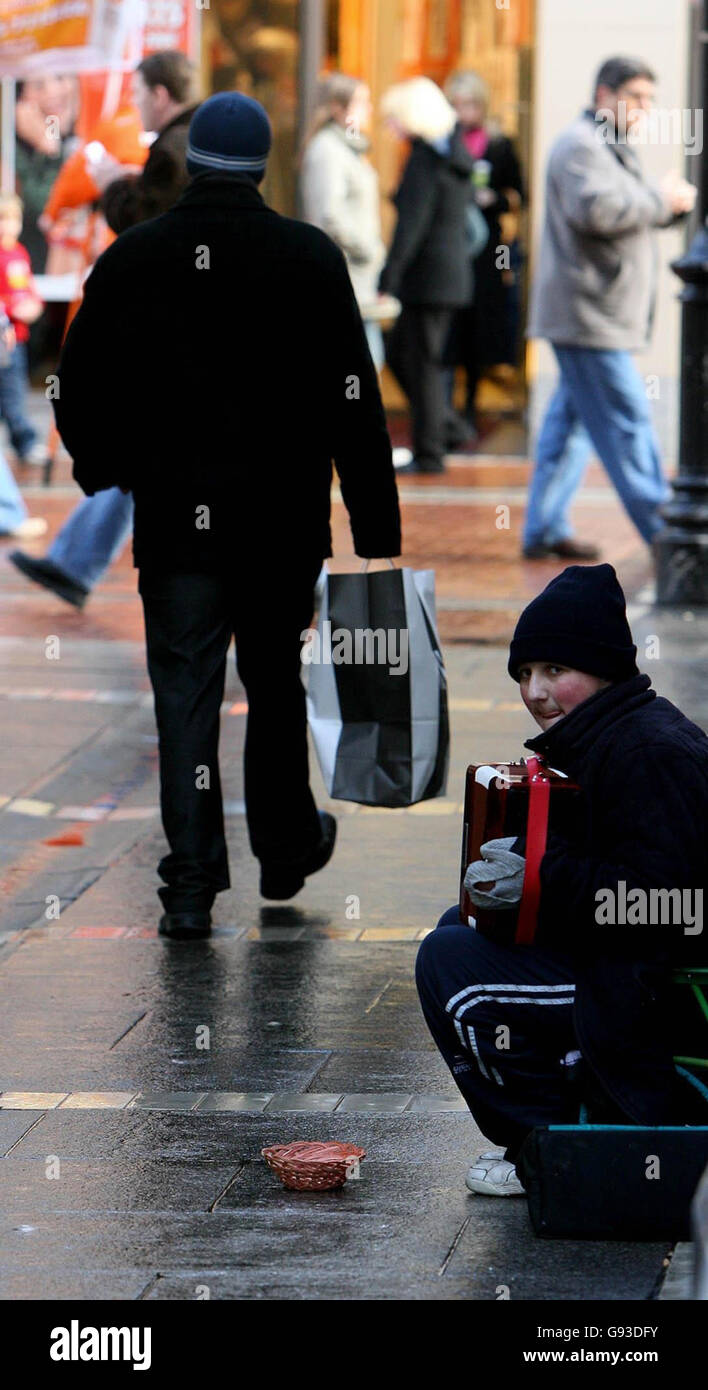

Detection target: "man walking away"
[10, 50, 198, 608]
[523, 56, 695, 561]
[53, 93, 401, 941]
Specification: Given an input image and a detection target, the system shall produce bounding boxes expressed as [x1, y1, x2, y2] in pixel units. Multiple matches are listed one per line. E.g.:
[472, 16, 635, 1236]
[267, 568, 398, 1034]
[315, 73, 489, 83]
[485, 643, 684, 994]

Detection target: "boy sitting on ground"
[416, 564, 708, 1196]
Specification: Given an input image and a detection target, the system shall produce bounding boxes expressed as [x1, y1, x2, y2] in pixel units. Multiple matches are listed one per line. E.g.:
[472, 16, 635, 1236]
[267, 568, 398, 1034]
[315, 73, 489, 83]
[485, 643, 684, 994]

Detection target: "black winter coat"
[524, 674, 708, 1126]
[54, 174, 401, 572]
[466, 133, 524, 365]
[379, 128, 475, 307]
[101, 105, 198, 236]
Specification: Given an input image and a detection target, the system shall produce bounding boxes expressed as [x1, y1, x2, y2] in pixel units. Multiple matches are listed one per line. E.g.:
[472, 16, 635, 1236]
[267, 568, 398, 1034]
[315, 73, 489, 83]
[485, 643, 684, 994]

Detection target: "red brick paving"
[1, 452, 650, 646]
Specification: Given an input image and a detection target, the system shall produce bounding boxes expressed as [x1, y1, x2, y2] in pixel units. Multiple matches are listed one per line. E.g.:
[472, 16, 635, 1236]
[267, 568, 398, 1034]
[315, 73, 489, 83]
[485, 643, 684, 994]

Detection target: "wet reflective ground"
[0, 456, 701, 1299]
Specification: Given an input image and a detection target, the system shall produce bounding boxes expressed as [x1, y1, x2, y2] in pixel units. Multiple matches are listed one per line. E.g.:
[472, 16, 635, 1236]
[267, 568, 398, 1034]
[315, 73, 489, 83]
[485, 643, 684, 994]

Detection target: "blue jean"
[524, 346, 669, 549]
[0, 444, 27, 532]
[48, 486, 134, 590]
[0, 342, 36, 457]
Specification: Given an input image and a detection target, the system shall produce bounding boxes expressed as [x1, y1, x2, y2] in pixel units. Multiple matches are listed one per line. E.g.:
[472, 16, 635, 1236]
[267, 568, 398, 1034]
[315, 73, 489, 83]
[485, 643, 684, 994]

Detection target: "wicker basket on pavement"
[262, 1140, 366, 1191]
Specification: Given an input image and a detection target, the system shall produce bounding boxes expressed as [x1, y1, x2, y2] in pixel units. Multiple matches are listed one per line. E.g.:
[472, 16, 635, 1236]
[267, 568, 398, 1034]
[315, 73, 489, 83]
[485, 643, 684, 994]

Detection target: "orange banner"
[143, 0, 194, 59]
[0, 0, 141, 76]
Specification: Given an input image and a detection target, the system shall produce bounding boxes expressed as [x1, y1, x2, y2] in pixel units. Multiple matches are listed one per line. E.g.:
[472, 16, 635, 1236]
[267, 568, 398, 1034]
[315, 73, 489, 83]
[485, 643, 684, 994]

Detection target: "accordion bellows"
[459, 758, 580, 944]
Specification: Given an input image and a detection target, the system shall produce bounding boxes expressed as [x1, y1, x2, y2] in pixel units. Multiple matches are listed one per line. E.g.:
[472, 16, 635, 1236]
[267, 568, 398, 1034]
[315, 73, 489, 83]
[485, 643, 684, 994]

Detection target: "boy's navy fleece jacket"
[524, 673, 708, 1125]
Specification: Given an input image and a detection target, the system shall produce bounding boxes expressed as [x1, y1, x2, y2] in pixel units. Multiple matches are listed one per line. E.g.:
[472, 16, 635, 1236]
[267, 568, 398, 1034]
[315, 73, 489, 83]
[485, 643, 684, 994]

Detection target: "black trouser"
[416, 907, 580, 1160]
[443, 302, 483, 418]
[386, 305, 457, 469]
[139, 560, 323, 913]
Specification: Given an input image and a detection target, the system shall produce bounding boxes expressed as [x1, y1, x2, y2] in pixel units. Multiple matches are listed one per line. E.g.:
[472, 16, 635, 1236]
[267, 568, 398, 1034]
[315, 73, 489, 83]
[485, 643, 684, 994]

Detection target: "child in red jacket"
[0, 193, 46, 465]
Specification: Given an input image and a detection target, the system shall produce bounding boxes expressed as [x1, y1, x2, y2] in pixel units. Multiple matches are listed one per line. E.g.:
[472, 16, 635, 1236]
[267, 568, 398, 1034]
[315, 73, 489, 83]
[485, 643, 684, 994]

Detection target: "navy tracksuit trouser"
[416, 907, 581, 1160]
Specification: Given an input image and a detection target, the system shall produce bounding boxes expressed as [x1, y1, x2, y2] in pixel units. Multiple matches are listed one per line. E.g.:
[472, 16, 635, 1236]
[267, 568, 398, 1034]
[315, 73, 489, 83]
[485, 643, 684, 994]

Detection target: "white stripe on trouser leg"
[455, 994, 575, 1021]
[465, 1023, 491, 1080]
[446, 985, 574, 1086]
[446, 981, 576, 1013]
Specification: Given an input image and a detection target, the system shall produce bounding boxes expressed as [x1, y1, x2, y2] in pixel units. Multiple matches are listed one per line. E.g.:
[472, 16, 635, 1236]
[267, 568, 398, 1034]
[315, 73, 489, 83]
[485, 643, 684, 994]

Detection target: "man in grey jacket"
[523, 56, 695, 560]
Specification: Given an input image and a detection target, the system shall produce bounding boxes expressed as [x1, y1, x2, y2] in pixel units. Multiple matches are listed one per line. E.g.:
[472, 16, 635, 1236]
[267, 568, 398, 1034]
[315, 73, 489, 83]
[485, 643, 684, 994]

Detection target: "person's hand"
[87, 147, 142, 194]
[1, 321, 15, 352]
[660, 170, 697, 216]
[464, 837, 526, 911]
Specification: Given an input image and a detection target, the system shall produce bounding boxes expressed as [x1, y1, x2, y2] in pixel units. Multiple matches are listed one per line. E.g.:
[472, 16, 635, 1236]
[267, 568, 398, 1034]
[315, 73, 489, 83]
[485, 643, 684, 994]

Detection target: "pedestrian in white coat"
[301, 74, 387, 368]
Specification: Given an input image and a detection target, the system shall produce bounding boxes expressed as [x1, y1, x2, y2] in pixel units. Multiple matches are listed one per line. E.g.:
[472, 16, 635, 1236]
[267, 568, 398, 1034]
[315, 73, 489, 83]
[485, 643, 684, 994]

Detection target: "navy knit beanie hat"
[508, 564, 638, 683]
[186, 93, 272, 178]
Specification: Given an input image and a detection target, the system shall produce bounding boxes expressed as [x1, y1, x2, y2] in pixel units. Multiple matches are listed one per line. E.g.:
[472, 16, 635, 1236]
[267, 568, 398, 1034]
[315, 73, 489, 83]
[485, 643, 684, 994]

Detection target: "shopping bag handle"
[358, 558, 397, 573]
[321, 559, 397, 574]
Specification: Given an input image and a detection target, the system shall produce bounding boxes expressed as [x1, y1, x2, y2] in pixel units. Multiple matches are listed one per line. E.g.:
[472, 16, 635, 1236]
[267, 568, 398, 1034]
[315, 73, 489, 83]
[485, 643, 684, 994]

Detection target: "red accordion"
[459, 755, 579, 945]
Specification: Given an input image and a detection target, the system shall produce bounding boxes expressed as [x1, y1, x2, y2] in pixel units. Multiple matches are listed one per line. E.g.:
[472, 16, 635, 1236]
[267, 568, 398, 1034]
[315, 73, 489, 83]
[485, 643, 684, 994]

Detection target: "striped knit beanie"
[186, 93, 272, 179]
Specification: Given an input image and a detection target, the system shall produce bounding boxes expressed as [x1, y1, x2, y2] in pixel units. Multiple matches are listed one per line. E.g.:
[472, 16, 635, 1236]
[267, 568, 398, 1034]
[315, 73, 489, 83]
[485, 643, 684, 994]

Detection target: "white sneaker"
[392, 446, 413, 468]
[465, 1151, 525, 1196]
[2, 516, 48, 540]
[21, 443, 50, 466]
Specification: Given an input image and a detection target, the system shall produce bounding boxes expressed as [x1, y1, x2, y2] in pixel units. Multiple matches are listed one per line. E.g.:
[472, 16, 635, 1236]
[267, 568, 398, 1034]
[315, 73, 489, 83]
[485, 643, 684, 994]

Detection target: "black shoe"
[445, 417, 478, 450]
[159, 911, 212, 940]
[8, 551, 89, 609]
[396, 461, 445, 476]
[260, 811, 337, 900]
[522, 543, 554, 560]
[550, 539, 601, 561]
[522, 539, 601, 562]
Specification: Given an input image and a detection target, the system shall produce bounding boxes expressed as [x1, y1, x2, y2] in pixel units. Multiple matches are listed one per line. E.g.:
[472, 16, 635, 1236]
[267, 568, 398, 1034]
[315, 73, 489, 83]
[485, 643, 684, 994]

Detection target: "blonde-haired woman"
[301, 74, 386, 368]
[379, 77, 477, 473]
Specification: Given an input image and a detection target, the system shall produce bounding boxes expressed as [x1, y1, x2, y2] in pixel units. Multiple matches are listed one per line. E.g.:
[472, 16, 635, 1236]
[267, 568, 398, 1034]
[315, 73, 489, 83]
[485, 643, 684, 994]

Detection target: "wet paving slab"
[0, 1269, 150, 1300]
[0, 1112, 42, 1153]
[0, 1057, 335, 1095]
[0, 1123, 667, 1301]
[0, 1104, 670, 1302]
[1, 492, 705, 1299]
[4, 1109, 484, 1164]
[308, 1048, 455, 1096]
[0, 1158, 239, 1213]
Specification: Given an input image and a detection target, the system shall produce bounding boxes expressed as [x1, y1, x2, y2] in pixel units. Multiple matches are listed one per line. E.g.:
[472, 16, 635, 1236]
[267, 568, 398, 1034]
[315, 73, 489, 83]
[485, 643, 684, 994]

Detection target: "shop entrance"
[205, 0, 534, 454]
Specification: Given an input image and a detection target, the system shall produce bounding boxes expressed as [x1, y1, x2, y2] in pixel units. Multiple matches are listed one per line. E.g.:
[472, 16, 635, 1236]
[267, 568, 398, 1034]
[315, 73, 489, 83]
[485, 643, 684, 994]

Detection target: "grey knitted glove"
[464, 837, 526, 911]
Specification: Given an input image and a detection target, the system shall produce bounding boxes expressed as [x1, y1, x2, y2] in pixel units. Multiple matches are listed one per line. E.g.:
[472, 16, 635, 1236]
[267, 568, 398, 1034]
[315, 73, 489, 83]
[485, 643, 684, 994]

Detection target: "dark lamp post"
[654, 1, 708, 604]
